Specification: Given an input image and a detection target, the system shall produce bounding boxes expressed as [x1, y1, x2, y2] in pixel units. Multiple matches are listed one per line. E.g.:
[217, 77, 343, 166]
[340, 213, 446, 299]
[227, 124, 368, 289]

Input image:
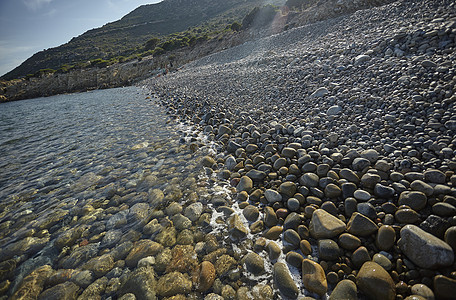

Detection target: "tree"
[230, 21, 242, 32]
[145, 37, 160, 50]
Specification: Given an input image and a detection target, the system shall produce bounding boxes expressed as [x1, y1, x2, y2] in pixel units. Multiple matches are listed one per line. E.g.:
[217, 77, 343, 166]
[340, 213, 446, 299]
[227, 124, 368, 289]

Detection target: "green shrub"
[145, 37, 160, 50]
[230, 21, 242, 31]
[153, 47, 165, 57]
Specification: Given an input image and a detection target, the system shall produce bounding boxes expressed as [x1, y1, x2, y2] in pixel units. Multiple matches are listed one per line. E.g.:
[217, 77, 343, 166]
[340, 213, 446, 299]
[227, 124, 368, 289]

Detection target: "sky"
[0, 0, 162, 77]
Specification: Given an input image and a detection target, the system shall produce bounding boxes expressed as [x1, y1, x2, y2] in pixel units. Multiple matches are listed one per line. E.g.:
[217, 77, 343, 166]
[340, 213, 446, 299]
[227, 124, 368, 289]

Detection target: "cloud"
[22, 0, 53, 11]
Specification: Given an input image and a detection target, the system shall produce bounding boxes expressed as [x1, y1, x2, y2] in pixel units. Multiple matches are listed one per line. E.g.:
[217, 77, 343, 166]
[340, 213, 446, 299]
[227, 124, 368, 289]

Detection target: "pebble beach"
[1, 0, 456, 299]
[146, 0, 456, 299]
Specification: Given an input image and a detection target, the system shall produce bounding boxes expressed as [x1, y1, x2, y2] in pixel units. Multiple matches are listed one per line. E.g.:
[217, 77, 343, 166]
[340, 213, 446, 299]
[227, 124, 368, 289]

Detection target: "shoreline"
[144, 0, 456, 298]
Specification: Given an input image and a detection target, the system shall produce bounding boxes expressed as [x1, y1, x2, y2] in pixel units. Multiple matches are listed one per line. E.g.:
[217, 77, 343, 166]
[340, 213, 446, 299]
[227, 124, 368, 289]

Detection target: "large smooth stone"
[309, 209, 346, 239]
[273, 262, 299, 299]
[356, 261, 395, 300]
[434, 275, 456, 300]
[236, 176, 253, 193]
[398, 191, 427, 211]
[347, 212, 378, 236]
[398, 225, 454, 269]
[264, 189, 282, 203]
[244, 252, 265, 275]
[329, 279, 358, 300]
[376, 225, 396, 251]
[301, 259, 328, 297]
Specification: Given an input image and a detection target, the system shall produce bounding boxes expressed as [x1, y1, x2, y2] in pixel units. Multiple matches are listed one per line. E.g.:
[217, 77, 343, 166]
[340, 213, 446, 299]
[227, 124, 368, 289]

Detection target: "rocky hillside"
[0, 0, 396, 102]
[1, 0, 268, 81]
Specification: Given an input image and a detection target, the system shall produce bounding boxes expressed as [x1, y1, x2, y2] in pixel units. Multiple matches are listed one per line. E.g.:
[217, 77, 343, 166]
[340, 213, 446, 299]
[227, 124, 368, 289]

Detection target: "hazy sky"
[0, 0, 162, 77]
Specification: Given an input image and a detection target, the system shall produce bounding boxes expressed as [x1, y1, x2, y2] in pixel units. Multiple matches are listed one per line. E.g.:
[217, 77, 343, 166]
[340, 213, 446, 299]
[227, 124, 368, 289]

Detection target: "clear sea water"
[0, 86, 215, 297]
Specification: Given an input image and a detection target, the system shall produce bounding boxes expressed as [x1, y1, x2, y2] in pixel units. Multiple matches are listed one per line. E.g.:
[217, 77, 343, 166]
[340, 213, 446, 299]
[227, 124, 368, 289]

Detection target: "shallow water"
[0, 86, 221, 297]
[0, 87, 178, 201]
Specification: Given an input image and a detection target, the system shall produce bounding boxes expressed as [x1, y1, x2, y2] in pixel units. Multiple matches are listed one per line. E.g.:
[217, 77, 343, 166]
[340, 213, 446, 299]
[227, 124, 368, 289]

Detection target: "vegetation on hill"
[2, 0, 286, 80]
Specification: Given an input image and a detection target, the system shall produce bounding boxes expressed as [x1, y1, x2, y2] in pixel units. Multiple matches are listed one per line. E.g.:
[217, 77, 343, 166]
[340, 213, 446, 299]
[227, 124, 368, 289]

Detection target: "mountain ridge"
[2, 0, 266, 80]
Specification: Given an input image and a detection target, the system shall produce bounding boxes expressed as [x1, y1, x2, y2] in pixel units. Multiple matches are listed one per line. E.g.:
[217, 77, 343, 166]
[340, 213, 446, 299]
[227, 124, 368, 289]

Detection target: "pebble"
[279, 181, 297, 197]
[38, 281, 80, 300]
[300, 240, 312, 256]
[273, 262, 299, 299]
[310, 87, 329, 98]
[201, 156, 216, 168]
[119, 266, 156, 299]
[244, 252, 265, 275]
[353, 189, 371, 201]
[432, 202, 456, 217]
[287, 198, 301, 211]
[373, 253, 392, 271]
[340, 169, 360, 184]
[156, 271, 192, 297]
[267, 241, 282, 260]
[410, 180, 434, 196]
[398, 191, 427, 211]
[329, 279, 358, 300]
[283, 229, 301, 247]
[338, 233, 361, 250]
[354, 54, 370, 65]
[347, 212, 379, 236]
[309, 209, 346, 239]
[299, 173, 320, 188]
[263, 226, 283, 240]
[264, 189, 282, 203]
[357, 202, 376, 219]
[184, 202, 203, 222]
[3, 1, 456, 299]
[410, 284, 435, 300]
[325, 183, 342, 198]
[374, 183, 395, 198]
[398, 225, 454, 269]
[301, 259, 328, 297]
[243, 205, 260, 221]
[227, 214, 249, 240]
[395, 208, 420, 224]
[356, 261, 396, 300]
[444, 226, 456, 251]
[246, 169, 266, 181]
[424, 169, 446, 184]
[352, 246, 371, 268]
[11, 265, 53, 299]
[285, 251, 304, 268]
[433, 275, 456, 300]
[376, 225, 396, 251]
[236, 176, 253, 192]
[283, 212, 301, 230]
[318, 239, 341, 261]
[263, 206, 278, 227]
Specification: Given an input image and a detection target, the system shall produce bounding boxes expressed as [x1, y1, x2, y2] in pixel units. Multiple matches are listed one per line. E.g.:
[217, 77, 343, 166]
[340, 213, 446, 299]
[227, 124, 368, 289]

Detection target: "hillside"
[0, 0, 398, 102]
[1, 0, 269, 80]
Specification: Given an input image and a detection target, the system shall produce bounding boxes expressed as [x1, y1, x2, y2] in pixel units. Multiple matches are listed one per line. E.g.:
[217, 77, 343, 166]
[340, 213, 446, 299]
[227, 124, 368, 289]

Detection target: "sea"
[0, 86, 223, 297]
